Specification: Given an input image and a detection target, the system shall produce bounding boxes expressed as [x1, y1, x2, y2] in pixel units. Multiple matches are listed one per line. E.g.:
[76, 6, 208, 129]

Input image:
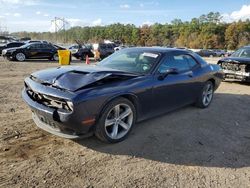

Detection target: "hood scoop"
[53, 71, 112, 91]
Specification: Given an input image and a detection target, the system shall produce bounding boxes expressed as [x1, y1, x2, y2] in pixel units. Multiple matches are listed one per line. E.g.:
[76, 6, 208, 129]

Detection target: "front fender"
[96, 92, 139, 122]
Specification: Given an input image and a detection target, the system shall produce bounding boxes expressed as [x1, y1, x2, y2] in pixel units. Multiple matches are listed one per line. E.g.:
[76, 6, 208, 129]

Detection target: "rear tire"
[195, 81, 214, 108]
[95, 97, 136, 143]
[52, 53, 59, 61]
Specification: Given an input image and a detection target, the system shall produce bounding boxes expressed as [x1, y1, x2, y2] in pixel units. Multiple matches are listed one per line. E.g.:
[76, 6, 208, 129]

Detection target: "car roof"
[27, 42, 43, 45]
[125, 47, 189, 54]
[7, 41, 24, 44]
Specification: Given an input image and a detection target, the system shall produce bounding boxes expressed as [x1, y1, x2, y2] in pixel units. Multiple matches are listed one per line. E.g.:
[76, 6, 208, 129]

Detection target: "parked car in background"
[213, 49, 226, 57]
[0, 35, 17, 44]
[114, 45, 127, 51]
[0, 42, 25, 55]
[2, 42, 65, 61]
[196, 49, 217, 57]
[225, 50, 234, 57]
[22, 47, 223, 143]
[26, 40, 49, 44]
[93, 43, 117, 59]
[19, 37, 31, 42]
[69, 44, 93, 60]
[218, 46, 250, 82]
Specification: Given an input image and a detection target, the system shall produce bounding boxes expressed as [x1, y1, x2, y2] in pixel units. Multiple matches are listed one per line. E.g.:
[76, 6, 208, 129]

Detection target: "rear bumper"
[22, 80, 94, 138]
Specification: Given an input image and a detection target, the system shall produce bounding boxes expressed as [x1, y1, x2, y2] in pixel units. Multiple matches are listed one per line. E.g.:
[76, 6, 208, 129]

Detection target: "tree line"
[13, 12, 250, 50]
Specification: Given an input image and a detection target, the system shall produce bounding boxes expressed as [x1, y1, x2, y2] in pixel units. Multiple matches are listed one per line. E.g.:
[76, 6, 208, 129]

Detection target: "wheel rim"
[16, 53, 25, 61]
[53, 54, 59, 61]
[104, 103, 133, 140]
[202, 83, 213, 106]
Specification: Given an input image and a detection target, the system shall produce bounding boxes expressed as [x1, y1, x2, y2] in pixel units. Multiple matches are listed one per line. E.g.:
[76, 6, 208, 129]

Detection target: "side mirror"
[158, 68, 178, 80]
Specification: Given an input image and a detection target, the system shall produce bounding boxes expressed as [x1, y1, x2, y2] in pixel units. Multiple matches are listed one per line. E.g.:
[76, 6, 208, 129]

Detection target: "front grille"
[25, 84, 72, 112]
[220, 62, 247, 72]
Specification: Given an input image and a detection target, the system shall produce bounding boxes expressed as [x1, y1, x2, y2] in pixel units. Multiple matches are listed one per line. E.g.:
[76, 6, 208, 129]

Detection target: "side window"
[37, 44, 43, 49]
[8, 43, 15, 47]
[158, 54, 190, 73]
[17, 43, 24, 47]
[40, 44, 46, 49]
[183, 55, 198, 68]
[29, 44, 36, 49]
[42, 44, 52, 49]
[30, 44, 41, 49]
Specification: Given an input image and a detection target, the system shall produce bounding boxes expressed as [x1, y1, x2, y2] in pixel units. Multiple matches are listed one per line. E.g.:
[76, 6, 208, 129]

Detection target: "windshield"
[231, 48, 250, 58]
[98, 49, 160, 74]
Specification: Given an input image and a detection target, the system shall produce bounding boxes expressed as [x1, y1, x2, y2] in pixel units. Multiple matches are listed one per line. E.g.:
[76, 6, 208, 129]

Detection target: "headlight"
[67, 101, 74, 111]
[2, 50, 7, 54]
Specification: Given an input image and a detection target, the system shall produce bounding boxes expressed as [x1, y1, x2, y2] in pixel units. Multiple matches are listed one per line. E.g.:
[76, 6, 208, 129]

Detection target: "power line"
[51, 17, 69, 42]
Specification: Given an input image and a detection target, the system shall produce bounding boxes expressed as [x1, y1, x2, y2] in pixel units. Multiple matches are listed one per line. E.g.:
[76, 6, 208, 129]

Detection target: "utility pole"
[51, 17, 69, 43]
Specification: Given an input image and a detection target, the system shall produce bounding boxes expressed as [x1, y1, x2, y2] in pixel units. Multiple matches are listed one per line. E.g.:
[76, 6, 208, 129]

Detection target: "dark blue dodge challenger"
[22, 47, 223, 143]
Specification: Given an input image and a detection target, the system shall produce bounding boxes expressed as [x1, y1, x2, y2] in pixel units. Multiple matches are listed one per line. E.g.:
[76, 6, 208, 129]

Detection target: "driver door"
[152, 52, 197, 115]
[26, 44, 41, 58]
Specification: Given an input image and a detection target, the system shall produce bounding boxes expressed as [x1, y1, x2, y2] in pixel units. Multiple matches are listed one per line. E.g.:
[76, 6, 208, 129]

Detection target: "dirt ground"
[0, 57, 250, 188]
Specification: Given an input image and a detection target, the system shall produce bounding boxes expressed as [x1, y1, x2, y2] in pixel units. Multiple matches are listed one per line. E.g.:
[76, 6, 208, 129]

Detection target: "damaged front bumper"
[32, 112, 92, 139]
[22, 77, 94, 139]
[222, 69, 250, 82]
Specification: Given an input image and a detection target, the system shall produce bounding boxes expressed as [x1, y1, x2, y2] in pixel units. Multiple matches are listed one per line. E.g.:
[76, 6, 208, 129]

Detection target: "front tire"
[196, 81, 214, 108]
[95, 98, 136, 143]
[15, 52, 26, 61]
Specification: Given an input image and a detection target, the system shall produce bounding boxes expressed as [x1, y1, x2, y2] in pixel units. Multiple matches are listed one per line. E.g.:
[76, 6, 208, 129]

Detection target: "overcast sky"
[0, 0, 250, 32]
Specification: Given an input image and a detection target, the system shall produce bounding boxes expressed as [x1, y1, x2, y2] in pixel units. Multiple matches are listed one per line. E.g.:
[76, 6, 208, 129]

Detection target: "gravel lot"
[0, 57, 250, 187]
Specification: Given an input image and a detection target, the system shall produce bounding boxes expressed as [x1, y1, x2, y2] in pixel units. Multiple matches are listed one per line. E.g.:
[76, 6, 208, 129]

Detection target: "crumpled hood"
[31, 65, 137, 91]
[219, 57, 250, 64]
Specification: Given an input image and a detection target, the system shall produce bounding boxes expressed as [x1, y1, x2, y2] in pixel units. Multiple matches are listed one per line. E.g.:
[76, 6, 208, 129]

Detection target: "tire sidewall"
[95, 98, 136, 143]
[201, 81, 214, 108]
